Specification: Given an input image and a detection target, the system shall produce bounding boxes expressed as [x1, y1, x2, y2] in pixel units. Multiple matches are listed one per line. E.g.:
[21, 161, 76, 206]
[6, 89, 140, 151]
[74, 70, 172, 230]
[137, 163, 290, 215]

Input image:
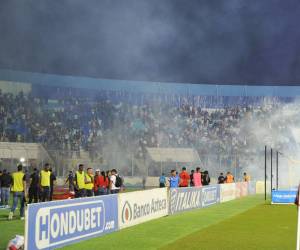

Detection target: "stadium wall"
[25, 181, 257, 250]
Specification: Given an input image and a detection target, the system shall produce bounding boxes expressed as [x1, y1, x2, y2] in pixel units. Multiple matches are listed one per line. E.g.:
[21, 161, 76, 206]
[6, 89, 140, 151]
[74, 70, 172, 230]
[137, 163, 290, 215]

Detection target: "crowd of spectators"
[0, 87, 297, 175]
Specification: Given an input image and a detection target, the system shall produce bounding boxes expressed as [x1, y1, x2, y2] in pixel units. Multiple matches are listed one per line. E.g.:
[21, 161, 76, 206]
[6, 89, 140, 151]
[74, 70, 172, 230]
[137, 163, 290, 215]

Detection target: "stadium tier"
[1, 70, 300, 183]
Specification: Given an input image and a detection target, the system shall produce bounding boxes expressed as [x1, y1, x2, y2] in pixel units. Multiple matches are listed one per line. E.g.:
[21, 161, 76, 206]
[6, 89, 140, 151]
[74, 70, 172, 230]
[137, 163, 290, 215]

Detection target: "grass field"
[0, 195, 297, 250]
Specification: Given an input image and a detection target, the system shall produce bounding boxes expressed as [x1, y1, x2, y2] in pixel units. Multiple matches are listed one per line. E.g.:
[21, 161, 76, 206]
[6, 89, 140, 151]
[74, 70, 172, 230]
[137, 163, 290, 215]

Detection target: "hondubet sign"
[25, 195, 118, 250]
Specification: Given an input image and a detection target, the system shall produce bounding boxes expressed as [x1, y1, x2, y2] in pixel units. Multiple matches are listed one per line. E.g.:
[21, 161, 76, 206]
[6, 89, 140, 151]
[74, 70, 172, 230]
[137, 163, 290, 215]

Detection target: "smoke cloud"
[0, 0, 300, 84]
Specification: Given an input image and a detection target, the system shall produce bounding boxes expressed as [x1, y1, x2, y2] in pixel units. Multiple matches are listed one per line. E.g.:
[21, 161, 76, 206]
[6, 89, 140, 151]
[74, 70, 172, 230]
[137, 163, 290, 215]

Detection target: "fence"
[0, 143, 264, 182]
[25, 181, 257, 250]
[43, 149, 261, 181]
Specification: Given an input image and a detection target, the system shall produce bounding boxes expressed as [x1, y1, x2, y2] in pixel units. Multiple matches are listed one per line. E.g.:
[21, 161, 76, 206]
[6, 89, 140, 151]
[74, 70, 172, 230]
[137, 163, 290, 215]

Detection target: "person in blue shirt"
[169, 170, 179, 188]
[159, 173, 166, 187]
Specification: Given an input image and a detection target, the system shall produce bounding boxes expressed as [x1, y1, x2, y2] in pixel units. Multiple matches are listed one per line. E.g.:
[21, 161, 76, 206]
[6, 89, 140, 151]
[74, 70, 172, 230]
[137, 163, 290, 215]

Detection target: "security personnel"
[243, 172, 251, 182]
[40, 163, 51, 202]
[9, 164, 26, 220]
[75, 164, 86, 198]
[225, 171, 234, 183]
[85, 168, 94, 197]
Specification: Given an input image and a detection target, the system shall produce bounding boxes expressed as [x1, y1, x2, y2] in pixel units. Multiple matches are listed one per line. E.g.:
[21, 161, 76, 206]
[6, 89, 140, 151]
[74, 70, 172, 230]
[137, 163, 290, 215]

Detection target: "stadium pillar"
[265, 145, 267, 201]
[276, 151, 279, 190]
[271, 148, 273, 194]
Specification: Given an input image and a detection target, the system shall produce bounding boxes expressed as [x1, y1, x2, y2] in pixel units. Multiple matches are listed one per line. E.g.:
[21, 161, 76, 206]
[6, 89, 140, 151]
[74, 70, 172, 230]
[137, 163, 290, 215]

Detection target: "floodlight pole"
[265, 145, 267, 201]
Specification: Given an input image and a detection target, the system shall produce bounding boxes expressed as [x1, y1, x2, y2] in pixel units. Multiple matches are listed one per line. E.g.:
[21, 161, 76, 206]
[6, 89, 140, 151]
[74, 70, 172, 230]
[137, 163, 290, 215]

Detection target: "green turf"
[61, 195, 266, 250]
[161, 204, 297, 250]
[0, 207, 24, 250]
[1, 195, 295, 250]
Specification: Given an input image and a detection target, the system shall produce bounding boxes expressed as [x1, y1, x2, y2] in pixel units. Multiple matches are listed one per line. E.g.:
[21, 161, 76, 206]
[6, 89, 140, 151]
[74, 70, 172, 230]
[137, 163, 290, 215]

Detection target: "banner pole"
[265, 146, 267, 201]
[271, 148, 273, 195]
[276, 151, 279, 190]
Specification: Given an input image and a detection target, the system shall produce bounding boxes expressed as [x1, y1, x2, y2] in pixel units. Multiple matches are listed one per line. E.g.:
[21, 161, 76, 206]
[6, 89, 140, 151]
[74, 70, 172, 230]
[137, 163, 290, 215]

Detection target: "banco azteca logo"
[122, 201, 133, 223]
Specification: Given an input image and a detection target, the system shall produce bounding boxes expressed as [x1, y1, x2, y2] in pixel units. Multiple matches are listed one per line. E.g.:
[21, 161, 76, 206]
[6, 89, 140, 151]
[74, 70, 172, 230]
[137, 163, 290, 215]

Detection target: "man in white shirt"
[110, 169, 120, 194]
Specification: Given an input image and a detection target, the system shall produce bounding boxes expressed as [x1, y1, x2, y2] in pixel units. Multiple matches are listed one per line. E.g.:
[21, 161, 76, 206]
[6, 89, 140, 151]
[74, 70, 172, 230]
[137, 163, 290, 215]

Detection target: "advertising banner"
[119, 188, 168, 229]
[169, 187, 202, 215]
[25, 195, 118, 250]
[235, 182, 248, 198]
[220, 183, 236, 203]
[201, 185, 220, 207]
[271, 190, 297, 204]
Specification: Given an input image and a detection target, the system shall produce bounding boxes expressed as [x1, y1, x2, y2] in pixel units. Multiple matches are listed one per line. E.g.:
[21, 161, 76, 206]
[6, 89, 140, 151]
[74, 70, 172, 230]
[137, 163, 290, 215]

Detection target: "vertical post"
[131, 153, 134, 176]
[271, 148, 273, 194]
[276, 151, 279, 190]
[296, 184, 300, 250]
[265, 145, 267, 201]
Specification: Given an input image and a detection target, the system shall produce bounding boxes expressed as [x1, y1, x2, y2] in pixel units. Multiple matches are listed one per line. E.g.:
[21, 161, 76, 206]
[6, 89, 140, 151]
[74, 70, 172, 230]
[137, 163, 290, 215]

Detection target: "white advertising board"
[118, 188, 168, 229]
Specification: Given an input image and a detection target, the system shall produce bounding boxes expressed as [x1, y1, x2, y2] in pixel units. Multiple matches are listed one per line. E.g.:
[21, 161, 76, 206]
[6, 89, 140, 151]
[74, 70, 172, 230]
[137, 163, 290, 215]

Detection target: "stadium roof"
[1, 69, 300, 97]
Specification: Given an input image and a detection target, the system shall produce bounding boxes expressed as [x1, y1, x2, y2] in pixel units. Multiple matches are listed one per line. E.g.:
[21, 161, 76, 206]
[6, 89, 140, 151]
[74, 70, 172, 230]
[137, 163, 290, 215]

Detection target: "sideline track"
[61, 195, 267, 250]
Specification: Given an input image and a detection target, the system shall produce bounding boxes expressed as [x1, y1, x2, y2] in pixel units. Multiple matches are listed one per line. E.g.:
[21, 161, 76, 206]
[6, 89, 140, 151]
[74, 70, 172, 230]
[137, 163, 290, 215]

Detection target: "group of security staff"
[6, 163, 56, 220]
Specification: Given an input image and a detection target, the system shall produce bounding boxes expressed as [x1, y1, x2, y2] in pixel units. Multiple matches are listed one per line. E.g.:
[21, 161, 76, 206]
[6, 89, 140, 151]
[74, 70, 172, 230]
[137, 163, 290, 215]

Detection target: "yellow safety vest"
[40, 170, 51, 187]
[85, 174, 94, 190]
[12, 171, 25, 192]
[76, 171, 85, 189]
[244, 175, 251, 182]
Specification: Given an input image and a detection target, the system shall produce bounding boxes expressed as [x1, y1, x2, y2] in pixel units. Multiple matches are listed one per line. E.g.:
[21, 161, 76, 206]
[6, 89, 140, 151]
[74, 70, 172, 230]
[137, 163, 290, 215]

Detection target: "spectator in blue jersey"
[169, 170, 179, 188]
[159, 173, 166, 188]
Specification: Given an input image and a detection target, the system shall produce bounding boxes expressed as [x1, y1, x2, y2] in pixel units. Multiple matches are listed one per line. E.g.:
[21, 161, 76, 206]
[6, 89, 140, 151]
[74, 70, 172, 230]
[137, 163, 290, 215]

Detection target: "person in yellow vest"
[225, 171, 235, 183]
[85, 168, 94, 197]
[243, 172, 251, 182]
[8, 164, 26, 220]
[75, 164, 86, 198]
[40, 163, 51, 202]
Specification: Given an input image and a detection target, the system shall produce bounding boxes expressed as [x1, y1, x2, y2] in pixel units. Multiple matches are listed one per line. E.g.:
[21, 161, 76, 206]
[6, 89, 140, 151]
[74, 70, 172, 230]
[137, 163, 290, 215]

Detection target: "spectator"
[202, 170, 211, 186]
[218, 172, 225, 184]
[28, 168, 39, 204]
[106, 170, 111, 194]
[110, 169, 120, 194]
[190, 170, 195, 186]
[225, 171, 234, 183]
[243, 172, 251, 182]
[93, 169, 100, 196]
[85, 167, 94, 197]
[179, 167, 190, 187]
[75, 164, 86, 198]
[159, 173, 166, 188]
[142, 176, 146, 190]
[96, 171, 109, 195]
[0, 169, 12, 207]
[193, 167, 202, 187]
[9, 164, 26, 220]
[169, 170, 179, 188]
[40, 163, 51, 202]
[49, 168, 57, 201]
[65, 170, 74, 192]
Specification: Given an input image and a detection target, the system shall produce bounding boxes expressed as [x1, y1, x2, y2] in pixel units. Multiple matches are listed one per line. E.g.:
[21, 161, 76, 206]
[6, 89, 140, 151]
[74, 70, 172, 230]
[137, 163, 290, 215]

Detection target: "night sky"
[0, 0, 300, 85]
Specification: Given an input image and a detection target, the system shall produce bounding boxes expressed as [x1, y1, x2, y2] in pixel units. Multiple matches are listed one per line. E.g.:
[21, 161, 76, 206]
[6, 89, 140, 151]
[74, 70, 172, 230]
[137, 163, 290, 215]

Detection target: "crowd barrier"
[25, 181, 256, 250]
